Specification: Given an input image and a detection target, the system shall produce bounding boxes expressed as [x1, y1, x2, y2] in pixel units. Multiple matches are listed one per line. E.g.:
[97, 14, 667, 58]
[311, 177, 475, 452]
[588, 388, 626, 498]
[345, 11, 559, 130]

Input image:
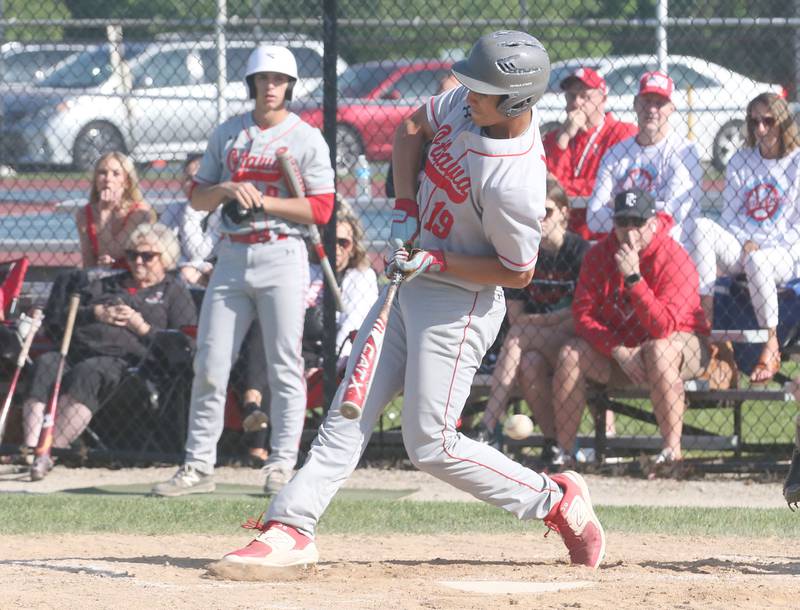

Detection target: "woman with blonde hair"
[75, 151, 156, 268]
[690, 92, 800, 383]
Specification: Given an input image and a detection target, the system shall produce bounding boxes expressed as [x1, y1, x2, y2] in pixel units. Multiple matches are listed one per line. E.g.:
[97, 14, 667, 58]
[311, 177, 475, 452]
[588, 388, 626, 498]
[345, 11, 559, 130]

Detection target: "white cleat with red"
[544, 470, 606, 569]
[220, 520, 319, 568]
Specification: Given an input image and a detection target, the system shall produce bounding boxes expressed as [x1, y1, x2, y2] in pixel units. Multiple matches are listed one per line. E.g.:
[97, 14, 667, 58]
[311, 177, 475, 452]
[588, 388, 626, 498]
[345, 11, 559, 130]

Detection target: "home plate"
[439, 580, 594, 594]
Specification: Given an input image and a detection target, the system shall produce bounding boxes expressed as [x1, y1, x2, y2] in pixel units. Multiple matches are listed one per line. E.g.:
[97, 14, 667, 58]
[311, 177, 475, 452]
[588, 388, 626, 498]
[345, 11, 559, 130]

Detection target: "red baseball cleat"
[218, 518, 319, 569]
[544, 470, 606, 568]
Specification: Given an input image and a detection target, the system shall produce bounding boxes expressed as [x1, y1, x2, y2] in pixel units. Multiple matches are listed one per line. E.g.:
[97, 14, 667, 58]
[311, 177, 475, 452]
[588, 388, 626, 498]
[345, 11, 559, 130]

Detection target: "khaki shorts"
[608, 332, 711, 389]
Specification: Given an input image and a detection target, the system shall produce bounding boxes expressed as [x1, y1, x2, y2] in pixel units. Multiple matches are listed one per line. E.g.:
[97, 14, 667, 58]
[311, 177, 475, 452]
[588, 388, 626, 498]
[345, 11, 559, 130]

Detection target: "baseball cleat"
[29, 455, 54, 481]
[150, 464, 215, 497]
[784, 447, 800, 511]
[262, 464, 292, 496]
[215, 519, 319, 572]
[544, 470, 606, 568]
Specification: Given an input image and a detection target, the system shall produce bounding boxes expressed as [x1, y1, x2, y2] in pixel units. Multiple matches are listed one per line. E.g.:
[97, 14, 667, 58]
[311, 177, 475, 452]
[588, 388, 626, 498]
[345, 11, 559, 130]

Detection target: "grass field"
[3, 493, 800, 538]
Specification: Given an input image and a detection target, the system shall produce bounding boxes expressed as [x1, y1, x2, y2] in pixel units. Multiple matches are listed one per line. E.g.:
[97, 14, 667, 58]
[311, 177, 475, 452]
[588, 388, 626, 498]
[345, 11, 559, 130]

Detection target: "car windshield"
[2, 50, 78, 83]
[310, 64, 397, 98]
[38, 45, 144, 88]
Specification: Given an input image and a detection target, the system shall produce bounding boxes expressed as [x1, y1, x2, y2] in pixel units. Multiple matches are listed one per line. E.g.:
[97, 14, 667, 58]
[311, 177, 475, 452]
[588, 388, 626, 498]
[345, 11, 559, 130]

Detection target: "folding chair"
[0, 257, 30, 319]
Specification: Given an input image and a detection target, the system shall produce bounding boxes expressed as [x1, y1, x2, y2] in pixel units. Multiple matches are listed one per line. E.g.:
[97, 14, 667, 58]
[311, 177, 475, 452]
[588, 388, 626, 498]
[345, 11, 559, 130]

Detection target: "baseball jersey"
[194, 112, 335, 236]
[586, 131, 703, 242]
[721, 146, 800, 251]
[420, 86, 546, 292]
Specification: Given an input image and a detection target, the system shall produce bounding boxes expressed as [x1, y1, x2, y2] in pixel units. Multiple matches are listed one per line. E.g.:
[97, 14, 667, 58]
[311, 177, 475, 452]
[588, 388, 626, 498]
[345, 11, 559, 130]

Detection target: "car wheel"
[336, 125, 364, 175]
[73, 121, 127, 172]
[712, 119, 745, 172]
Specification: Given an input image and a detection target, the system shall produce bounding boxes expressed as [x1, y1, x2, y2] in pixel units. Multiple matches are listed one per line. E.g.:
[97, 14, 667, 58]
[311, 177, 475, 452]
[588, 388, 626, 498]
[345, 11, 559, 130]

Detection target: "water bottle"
[354, 154, 371, 203]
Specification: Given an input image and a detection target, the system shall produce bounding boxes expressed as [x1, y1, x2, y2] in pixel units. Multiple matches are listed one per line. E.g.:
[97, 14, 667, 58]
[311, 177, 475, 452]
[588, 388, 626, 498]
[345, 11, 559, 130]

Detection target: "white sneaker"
[213, 520, 318, 572]
[262, 465, 292, 496]
[151, 464, 215, 497]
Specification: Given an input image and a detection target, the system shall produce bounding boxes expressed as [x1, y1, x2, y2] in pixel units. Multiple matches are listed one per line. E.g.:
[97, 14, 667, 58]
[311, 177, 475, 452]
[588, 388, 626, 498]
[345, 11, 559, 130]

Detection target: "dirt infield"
[2, 467, 799, 609]
[3, 532, 799, 609]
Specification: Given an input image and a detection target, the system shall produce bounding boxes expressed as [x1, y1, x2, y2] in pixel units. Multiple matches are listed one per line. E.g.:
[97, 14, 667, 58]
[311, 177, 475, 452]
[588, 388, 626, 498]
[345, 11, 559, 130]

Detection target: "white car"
[0, 41, 88, 84]
[537, 55, 786, 171]
[0, 36, 347, 170]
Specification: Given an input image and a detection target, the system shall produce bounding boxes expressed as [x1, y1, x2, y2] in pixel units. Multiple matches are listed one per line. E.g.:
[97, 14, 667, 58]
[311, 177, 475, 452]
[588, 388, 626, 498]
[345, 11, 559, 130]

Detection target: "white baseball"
[503, 414, 534, 440]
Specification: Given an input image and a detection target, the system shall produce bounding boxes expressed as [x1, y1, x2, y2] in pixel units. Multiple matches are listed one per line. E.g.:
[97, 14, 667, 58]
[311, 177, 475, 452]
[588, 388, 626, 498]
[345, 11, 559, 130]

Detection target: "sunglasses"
[125, 249, 160, 263]
[543, 207, 556, 219]
[336, 237, 353, 249]
[748, 116, 776, 129]
[614, 217, 647, 229]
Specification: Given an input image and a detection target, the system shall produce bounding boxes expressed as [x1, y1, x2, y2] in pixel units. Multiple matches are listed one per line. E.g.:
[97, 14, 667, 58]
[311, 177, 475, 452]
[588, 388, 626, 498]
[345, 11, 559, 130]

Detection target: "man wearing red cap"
[543, 67, 637, 239]
[586, 71, 703, 246]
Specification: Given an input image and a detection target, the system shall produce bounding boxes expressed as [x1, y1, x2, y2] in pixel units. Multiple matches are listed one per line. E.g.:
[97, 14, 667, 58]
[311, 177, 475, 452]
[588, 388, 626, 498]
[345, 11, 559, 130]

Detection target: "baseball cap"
[638, 71, 674, 101]
[613, 189, 655, 220]
[560, 67, 607, 94]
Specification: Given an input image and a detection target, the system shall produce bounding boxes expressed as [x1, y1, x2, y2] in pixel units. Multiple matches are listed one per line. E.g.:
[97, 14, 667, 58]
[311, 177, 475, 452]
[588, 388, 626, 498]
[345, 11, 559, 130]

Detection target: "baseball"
[503, 413, 534, 440]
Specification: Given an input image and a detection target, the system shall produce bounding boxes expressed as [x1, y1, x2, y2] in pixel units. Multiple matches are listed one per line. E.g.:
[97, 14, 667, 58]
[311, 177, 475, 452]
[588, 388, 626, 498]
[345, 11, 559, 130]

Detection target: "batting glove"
[390, 198, 420, 247]
[384, 238, 409, 278]
[395, 248, 447, 282]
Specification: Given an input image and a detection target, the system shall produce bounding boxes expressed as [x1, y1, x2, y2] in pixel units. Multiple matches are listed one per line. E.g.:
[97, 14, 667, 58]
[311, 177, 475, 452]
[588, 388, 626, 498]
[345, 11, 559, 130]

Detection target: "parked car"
[294, 59, 454, 172]
[0, 36, 347, 171]
[536, 55, 786, 171]
[0, 42, 88, 85]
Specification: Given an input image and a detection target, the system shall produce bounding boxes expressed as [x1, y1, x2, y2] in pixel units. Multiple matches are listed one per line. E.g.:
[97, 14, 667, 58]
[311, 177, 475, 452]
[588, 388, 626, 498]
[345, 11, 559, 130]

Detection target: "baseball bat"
[0, 309, 44, 445]
[339, 271, 403, 420]
[33, 294, 80, 459]
[276, 148, 345, 312]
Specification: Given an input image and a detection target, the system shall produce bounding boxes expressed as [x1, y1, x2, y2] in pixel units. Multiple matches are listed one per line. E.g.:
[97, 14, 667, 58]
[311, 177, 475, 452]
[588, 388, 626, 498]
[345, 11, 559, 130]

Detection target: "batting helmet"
[451, 30, 551, 118]
[245, 46, 299, 101]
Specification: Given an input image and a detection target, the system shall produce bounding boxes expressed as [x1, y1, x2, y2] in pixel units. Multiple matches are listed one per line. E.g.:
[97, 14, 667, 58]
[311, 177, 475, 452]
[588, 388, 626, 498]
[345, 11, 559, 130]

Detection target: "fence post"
[215, 0, 228, 125]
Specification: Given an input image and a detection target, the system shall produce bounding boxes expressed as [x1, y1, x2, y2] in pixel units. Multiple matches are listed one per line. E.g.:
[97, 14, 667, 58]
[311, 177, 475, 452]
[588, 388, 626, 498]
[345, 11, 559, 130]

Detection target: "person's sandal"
[750, 352, 781, 385]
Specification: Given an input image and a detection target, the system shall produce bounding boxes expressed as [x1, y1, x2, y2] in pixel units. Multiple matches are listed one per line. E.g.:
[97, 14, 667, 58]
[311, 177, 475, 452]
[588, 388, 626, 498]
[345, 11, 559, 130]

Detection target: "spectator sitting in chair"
[689, 92, 800, 384]
[160, 153, 222, 287]
[474, 179, 592, 464]
[552, 189, 710, 467]
[542, 67, 636, 239]
[75, 151, 156, 269]
[24, 223, 197, 480]
[586, 72, 703, 247]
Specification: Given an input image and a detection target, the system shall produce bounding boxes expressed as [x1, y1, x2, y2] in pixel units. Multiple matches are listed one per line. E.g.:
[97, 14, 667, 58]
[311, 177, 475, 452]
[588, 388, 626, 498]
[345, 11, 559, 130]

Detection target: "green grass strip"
[2, 495, 800, 537]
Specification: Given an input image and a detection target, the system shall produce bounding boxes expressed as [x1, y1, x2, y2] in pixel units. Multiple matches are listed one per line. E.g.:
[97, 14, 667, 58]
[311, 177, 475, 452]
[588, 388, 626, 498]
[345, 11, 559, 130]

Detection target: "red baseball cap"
[560, 67, 607, 94]
[638, 71, 674, 101]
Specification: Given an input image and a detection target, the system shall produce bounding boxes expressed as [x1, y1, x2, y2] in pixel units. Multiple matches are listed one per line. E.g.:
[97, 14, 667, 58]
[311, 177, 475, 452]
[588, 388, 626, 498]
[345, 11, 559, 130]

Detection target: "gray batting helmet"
[451, 30, 551, 118]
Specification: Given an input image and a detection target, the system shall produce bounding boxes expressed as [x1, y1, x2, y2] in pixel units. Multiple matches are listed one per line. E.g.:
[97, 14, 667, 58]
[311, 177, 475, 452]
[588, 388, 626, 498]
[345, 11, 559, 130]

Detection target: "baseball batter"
[152, 45, 335, 497]
[209, 31, 605, 575]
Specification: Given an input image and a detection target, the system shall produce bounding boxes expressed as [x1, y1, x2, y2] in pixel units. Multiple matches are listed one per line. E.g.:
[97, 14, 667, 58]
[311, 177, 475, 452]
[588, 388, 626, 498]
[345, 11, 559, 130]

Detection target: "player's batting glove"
[385, 238, 409, 278]
[390, 198, 420, 247]
[395, 248, 447, 282]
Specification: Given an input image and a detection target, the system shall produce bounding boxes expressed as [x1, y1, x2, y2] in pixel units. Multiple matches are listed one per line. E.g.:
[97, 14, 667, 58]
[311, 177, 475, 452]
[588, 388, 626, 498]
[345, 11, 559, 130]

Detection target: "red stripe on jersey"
[438, 292, 554, 494]
[498, 251, 538, 270]
[464, 133, 536, 158]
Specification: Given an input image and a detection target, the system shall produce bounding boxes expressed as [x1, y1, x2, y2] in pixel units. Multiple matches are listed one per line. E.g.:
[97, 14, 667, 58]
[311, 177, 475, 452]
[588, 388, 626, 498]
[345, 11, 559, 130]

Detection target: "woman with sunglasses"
[75, 151, 156, 269]
[474, 179, 591, 465]
[690, 92, 800, 383]
[26, 223, 197, 479]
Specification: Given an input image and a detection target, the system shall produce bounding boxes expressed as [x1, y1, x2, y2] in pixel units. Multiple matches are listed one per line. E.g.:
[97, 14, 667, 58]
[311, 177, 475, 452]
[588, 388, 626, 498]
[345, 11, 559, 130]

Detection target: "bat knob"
[340, 402, 362, 420]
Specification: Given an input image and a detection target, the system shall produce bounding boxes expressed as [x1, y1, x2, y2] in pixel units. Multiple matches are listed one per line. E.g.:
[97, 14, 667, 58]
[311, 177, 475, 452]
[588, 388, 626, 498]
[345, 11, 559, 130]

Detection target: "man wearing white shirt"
[586, 71, 703, 246]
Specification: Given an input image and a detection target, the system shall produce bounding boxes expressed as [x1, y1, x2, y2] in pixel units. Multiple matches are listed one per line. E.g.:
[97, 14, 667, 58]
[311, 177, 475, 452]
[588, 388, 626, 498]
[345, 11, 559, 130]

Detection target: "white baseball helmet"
[244, 46, 298, 100]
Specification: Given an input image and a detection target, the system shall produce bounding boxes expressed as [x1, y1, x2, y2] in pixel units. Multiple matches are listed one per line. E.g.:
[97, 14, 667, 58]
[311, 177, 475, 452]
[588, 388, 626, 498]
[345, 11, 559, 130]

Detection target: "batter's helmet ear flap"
[452, 30, 551, 118]
[246, 74, 296, 102]
[285, 78, 295, 102]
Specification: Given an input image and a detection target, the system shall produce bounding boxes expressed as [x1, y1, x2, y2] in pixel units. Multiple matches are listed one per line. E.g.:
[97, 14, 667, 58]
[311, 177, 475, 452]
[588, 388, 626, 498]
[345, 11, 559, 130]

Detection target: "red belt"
[227, 230, 288, 244]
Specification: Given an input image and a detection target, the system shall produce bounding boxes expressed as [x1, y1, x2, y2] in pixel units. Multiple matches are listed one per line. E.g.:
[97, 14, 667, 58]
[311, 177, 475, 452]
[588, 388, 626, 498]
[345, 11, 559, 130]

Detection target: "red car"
[294, 59, 453, 172]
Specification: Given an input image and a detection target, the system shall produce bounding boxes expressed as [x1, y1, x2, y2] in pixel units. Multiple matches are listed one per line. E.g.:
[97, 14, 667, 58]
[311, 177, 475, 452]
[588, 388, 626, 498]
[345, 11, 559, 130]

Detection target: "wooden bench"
[467, 329, 797, 461]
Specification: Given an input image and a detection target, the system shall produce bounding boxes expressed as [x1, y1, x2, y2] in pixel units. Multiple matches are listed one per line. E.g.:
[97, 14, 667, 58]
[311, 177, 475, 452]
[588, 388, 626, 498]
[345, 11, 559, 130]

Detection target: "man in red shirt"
[551, 189, 710, 465]
[543, 67, 637, 239]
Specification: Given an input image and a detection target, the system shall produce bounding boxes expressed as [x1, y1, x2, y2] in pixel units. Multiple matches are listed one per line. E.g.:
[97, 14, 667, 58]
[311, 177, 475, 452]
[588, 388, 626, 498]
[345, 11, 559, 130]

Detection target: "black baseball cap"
[613, 189, 655, 220]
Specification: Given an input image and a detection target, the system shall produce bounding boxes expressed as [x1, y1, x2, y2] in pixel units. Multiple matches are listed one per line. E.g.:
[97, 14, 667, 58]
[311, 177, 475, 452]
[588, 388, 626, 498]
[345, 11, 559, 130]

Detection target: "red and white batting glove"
[390, 197, 420, 247]
[395, 248, 447, 282]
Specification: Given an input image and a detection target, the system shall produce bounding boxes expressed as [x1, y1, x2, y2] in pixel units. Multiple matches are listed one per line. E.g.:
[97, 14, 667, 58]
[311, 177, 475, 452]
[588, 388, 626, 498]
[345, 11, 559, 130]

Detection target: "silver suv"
[0, 36, 346, 170]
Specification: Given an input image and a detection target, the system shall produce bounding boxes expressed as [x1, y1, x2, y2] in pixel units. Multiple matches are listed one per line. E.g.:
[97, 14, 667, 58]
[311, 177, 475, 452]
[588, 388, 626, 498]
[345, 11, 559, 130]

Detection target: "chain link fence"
[0, 1, 799, 473]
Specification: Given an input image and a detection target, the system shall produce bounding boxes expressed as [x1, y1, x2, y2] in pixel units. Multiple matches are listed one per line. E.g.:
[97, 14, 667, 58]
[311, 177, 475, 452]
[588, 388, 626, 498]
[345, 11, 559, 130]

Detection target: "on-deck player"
[151, 45, 335, 497]
[210, 30, 606, 574]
